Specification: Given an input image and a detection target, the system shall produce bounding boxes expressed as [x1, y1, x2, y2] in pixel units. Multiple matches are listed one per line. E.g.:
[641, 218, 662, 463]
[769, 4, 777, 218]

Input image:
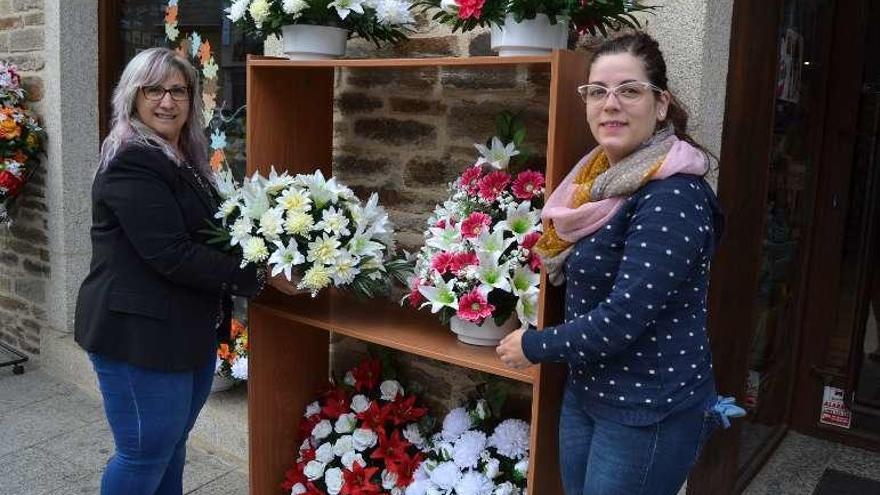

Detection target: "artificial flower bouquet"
[209, 167, 409, 298]
[282, 356, 432, 495]
[405, 399, 530, 495]
[0, 61, 46, 226]
[416, 0, 654, 35]
[216, 318, 250, 382]
[403, 114, 545, 329]
[225, 0, 414, 46]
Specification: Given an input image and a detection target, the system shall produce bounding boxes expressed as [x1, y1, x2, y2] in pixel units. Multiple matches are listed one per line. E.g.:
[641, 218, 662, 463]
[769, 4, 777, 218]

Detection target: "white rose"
[474, 399, 490, 420]
[514, 457, 529, 477]
[324, 467, 344, 495]
[298, 438, 312, 454]
[291, 482, 307, 495]
[304, 401, 321, 417]
[382, 469, 399, 490]
[315, 442, 334, 463]
[333, 435, 354, 457]
[341, 451, 365, 470]
[484, 458, 500, 479]
[303, 460, 326, 480]
[334, 413, 357, 434]
[352, 428, 378, 451]
[344, 371, 357, 387]
[350, 394, 371, 413]
[380, 380, 404, 401]
[402, 423, 425, 448]
[312, 420, 333, 441]
[391, 488, 403, 495]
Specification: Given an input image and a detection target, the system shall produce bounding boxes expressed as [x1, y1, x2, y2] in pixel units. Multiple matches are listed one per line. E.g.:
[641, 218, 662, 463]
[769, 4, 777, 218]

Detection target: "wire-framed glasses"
[577, 81, 663, 105]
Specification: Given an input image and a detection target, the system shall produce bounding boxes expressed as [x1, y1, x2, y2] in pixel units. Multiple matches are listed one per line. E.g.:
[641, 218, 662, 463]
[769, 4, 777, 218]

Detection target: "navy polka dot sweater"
[521, 174, 723, 426]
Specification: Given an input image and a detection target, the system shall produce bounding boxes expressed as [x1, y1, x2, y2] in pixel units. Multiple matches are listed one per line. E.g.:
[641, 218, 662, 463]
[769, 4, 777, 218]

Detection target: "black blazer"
[74, 143, 258, 371]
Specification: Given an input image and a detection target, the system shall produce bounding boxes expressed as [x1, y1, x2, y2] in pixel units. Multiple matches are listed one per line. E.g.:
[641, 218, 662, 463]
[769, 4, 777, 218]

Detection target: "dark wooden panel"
[98, 0, 122, 141]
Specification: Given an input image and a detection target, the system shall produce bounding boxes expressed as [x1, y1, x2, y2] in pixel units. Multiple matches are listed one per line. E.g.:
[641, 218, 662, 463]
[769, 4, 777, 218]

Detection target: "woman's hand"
[267, 272, 310, 296]
[496, 327, 534, 369]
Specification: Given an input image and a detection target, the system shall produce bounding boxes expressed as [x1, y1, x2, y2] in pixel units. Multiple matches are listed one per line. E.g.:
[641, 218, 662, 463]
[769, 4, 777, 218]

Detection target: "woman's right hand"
[268, 272, 310, 296]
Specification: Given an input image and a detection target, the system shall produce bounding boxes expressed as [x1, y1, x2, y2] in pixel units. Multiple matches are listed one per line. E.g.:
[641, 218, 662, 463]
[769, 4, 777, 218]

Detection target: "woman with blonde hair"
[75, 47, 263, 494]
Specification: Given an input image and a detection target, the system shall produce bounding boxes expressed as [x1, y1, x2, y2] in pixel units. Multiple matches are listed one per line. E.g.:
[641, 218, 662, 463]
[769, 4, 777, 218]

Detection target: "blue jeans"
[89, 352, 215, 495]
[559, 385, 717, 495]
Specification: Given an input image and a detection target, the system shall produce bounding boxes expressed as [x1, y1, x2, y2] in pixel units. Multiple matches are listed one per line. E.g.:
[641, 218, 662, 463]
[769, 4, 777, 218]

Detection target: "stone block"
[353, 117, 436, 146]
[11, 0, 40, 11]
[0, 14, 21, 30]
[334, 153, 392, 177]
[9, 25, 42, 51]
[14, 277, 44, 304]
[404, 156, 454, 186]
[468, 31, 492, 56]
[21, 10, 39, 25]
[336, 91, 383, 114]
[10, 222, 47, 243]
[440, 66, 519, 90]
[0, 294, 26, 312]
[346, 67, 438, 90]
[0, 250, 18, 267]
[389, 96, 447, 115]
[21, 258, 48, 276]
[351, 35, 459, 59]
[447, 100, 550, 149]
[4, 52, 42, 71]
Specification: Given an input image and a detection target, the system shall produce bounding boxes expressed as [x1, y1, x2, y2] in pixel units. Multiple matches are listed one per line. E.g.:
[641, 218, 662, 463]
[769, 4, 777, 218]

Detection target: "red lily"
[351, 358, 382, 392]
[341, 463, 382, 495]
[369, 429, 411, 465]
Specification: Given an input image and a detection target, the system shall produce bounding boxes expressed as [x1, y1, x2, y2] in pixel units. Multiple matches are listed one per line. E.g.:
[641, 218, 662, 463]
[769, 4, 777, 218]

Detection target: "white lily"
[474, 136, 520, 170]
[241, 172, 270, 221]
[476, 228, 514, 261]
[498, 201, 540, 243]
[328, 0, 365, 19]
[511, 266, 540, 295]
[418, 276, 459, 313]
[300, 169, 342, 209]
[213, 168, 239, 200]
[516, 290, 539, 327]
[476, 251, 512, 294]
[268, 238, 306, 281]
[425, 224, 462, 252]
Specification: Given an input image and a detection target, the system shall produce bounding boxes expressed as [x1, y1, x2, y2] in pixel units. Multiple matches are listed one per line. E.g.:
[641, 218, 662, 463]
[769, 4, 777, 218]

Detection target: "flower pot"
[450, 315, 519, 346]
[281, 24, 349, 60]
[490, 14, 569, 57]
[211, 374, 237, 393]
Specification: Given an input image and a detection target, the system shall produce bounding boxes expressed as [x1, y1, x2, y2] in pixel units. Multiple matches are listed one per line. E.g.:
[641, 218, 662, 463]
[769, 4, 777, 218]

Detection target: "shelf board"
[251, 289, 536, 384]
[247, 54, 554, 69]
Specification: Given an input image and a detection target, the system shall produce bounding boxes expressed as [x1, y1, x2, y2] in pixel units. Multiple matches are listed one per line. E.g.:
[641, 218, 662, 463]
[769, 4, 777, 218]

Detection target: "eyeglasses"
[577, 81, 663, 105]
[141, 85, 190, 102]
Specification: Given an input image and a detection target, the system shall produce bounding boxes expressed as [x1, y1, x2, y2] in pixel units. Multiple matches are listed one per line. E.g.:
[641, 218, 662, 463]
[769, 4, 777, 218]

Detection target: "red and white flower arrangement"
[282, 357, 432, 495]
[403, 121, 544, 329]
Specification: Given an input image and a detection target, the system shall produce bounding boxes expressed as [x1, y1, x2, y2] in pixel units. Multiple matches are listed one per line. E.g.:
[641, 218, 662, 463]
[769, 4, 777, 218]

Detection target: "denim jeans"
[89, 351, 215, 495]
[559, 385, 717, 495]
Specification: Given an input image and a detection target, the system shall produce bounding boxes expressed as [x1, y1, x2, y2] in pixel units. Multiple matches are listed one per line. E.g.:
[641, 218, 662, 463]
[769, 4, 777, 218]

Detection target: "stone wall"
[0, 0, 47, 355]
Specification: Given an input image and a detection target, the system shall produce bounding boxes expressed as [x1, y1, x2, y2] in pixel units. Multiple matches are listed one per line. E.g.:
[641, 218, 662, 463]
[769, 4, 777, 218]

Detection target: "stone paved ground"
[0, 364, 248, 495]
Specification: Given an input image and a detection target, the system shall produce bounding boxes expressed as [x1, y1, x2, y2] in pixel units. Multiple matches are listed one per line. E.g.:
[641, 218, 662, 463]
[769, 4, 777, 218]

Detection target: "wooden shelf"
[252, 290, 536, 383]
[247, 54, 554, 68]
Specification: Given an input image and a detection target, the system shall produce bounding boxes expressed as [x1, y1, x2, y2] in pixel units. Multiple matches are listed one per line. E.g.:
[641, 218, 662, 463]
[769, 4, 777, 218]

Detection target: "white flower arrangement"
[211, 167, 408, 298]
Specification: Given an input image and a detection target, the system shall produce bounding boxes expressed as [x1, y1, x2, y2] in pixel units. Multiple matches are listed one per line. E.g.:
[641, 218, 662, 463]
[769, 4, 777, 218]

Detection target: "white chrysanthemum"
[452, 430, 487, 469]
[229, 216, 253, 247]
[334, 413, 357, 434]
[438, 0, 456, 14]
[429, 461, 462, 491]
[330, 251, 360, 286]
[374, 0, 413, 25]
[441, 407, 472, 441]
[278, 187, 312, 213]
[405, 479, 429, 495]
[299, 264, 332, 294]
[225, 0, 251, 22]
[242, 237, 269, 264]
[307, 233, 342, 265]
[324, 467, 344, 495]
[328, 0, 365, 19]
[283, 0, 310, 17]
[303, 459, 326, 480]
[402, 423, 425, 448]
[315, 206, 351, 236]
[341, 451, 365, 470]
[379, 380, 404, 401]
[350, 394, 371, 413]
[284, 210, 315, 237]
[333, 435, 354, 457]
[257, 207, 285, 240]
[216, 198, 240, 222]
[312, 419, 333, 441]
[248, 0, 271, 28]
[488, 419, 530, 460]
[304, 401, 321, 418]
[352, 428, 378, 451]
[455, 470, 495, 495]
[315, 442, 334, 463]
[230, 356, 248, 380]
[493, 481, 517, 495]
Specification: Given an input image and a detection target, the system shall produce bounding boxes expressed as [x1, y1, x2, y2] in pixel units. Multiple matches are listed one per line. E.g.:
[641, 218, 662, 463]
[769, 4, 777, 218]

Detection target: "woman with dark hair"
[496, 32, 741, 494]
[74, 47, 267, 495]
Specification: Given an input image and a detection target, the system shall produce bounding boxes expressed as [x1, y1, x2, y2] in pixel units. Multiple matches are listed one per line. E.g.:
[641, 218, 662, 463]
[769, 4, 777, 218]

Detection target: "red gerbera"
[456, 0, 485, 19]
[430, 251, 454, 275]
[521, 231, 543, 271]
[457, 288, 495, 323]
[351, 358, 382, 392]
[477, 170, 511, 202]
[459, 164, 483, 193]
[448, 251, 479, 274]
[407, 278, 424, 309]
[341, 463, 382, 495]
[512, 170, 545, 200]
[460, 211, 491, 239]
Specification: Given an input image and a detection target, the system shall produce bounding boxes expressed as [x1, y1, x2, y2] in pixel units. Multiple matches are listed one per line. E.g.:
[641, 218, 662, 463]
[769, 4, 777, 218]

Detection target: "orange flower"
[230, 318, 245, 339]
[210, 149, 225, 171]
[0, 118, 20, 140]
[198, 40, 212, 65]
[164, 5, 178, 24]
[218, 342, 232, 360]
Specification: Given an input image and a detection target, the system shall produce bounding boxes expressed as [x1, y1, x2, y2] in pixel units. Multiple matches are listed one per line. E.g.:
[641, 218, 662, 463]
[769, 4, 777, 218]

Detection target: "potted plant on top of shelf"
[225, 0, 415, 60]
[415, 0, 656, 56]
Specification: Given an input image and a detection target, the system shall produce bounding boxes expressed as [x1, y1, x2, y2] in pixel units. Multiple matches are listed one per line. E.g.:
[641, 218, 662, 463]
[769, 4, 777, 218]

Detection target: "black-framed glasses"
[141, 85, 190, 102]
[577, 81, 663, 105]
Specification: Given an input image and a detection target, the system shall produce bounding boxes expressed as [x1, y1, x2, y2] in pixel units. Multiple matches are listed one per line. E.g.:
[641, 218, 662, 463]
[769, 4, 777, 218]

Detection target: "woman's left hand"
[496, 327, 533, 369]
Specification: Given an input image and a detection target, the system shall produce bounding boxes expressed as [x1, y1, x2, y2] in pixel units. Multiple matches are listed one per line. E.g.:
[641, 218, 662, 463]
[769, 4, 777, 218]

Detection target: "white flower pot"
[281, 24, 349, 60]
[450, 315, 519, 346]
[490, 14, 569, 57]
[211, 374, 237, 393]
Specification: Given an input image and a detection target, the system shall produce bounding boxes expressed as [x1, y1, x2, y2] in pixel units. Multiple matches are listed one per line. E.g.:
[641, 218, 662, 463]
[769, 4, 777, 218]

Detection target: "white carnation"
[429, 461, 462, 491]
[350, 394, 371, 413]
[488, 419, 530, 460]
[303, 460, 326, 480]
[304, 401, 321, 418]
[405, 480, 430, 495]
[441, 407, 472, 441]
[334, 413, 357, 434]
[352, 428, 378, 451]
[494, 481, 517, 495]
[324, 467, 344, 495]
[225, 0, 251, 21]
[312, 419, 333, 441]
[452, 431, 487, 469]
[230, 356, 248, 380]
[380, 380, 404, 401]
[455, 471, 495, 495]
[315, 442, 334, 463]
[333, 435, 354, 457]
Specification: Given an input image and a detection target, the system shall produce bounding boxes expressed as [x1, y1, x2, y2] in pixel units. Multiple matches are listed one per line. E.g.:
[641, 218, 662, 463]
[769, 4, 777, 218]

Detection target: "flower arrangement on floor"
[215, 318, 250, 382]
[403, 113, 544, 329]
[225, 0, 415, 47]
[416, 0, 654, 35]
[208, 167, 410, 298]
[0, 61, 46, 226]
[405, 398, 530, 495]
[282, 356, 432, 495]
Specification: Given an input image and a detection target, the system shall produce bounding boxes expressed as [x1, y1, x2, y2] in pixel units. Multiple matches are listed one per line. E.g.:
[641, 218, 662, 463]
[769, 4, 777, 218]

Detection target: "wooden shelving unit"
[246, 51, 592, 495]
